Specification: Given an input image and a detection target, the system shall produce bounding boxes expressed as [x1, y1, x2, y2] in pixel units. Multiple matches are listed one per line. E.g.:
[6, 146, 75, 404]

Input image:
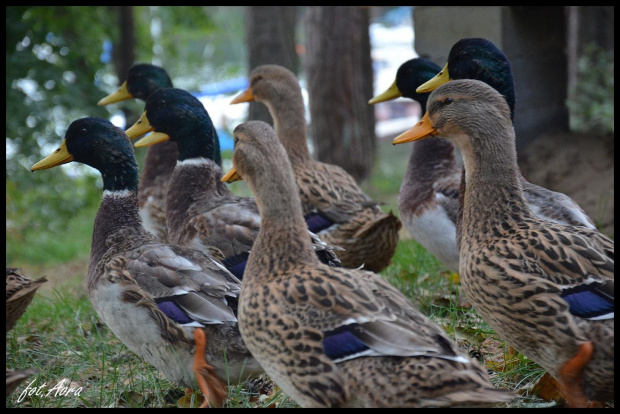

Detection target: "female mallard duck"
[97, 63, 224, 242]
[231, 64, 401, 273]
[393, 79, 614, 407]
[369, 58, 461, 271]
[219, 120, 514, 408]
[31, 117, 263, 407]
[416, 38, 595, 230]
[125, 87, 341, 277]
[6, 268, 47, 332]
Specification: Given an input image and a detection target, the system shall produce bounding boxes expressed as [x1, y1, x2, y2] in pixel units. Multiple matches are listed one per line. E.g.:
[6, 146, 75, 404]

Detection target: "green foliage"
[567, 43, 614, 134]
[6, 6, 120, 267]
[132, 6, 246, 91]
[6, 172, 100, 266]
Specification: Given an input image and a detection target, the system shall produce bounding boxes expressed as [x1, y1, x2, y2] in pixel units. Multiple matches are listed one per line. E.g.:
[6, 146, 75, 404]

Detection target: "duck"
[369, 58, 461, 271]
[97, 63, 223, 242]
[6, 268, 47, 332]
[416, 38, 596, 230]
[231, 64, 401, 273]
[393, 79, 614, 407]
[218, 120, 514, 408]
[124, 87, 341, 278]
[31, 117, 263, 407]
[6, 368, 37, 398]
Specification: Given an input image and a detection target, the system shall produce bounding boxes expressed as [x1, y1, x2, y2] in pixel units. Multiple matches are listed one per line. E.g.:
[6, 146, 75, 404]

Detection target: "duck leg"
[559, 342, 593, 408]
[193, 328, 227, 408]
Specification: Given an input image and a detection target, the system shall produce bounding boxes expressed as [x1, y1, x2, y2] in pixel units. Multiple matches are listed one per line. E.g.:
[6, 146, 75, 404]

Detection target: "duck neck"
[165, 157, 228, 242]
[262, 92, 312, 165]
[458, 123, 530, 242]
[138, 140, 178, 205]
[90, 159, 144, 273]
[400, 137, 457, 214]
[245, 162, 318, 279]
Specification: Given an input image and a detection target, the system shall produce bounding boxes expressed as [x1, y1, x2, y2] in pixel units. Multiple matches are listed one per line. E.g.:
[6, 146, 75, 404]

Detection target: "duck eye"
[443, 98, 453, 105]
[79, 128, 88, 135]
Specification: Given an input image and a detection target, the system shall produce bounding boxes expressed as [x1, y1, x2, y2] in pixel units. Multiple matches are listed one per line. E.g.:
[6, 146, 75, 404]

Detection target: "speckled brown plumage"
[221, 120, 514, 408]
[232, 65, 401, 272]
[6, 268, 47, 332]
[394, 79, 613, 407]
[125, 87, 341, 274]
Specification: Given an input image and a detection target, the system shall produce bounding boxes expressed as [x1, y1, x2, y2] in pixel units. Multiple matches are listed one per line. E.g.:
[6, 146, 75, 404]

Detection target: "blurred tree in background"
[245, 6, 298, 126]
[304, 6, 375, 182]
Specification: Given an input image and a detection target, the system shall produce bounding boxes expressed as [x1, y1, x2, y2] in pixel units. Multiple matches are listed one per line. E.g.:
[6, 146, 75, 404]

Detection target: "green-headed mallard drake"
[393, 79, 614, 407]
[98, 63, 223, 242]
[31, 117, 263, 407]
[124, 87, 341, 278]
[416, 38, 596, 230]
[218, 120, 514, 408]
[369, 58, 461, 271]
[6, 268, 47, 332]
[231, 64, 401, 273]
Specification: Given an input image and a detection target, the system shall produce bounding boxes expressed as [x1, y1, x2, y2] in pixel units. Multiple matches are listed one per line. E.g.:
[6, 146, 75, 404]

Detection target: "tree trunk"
[304, 6, 375, 182]
[245, 6, 298, 125]
[113, 6, 136, 124]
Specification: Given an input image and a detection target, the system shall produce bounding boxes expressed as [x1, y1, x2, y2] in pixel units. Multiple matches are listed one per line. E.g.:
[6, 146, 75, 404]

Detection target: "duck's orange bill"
[230, 89, 254, 105]
[392, 112, 438, 145]
[221, 167, 243, 183]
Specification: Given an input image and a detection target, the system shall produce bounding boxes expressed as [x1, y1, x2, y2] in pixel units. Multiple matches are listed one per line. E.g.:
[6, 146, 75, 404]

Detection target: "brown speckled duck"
[220, 120, 514, 408]
[394, 79, 614, 408]
[125, 87, 341, 278]
[31, 117, 262, 407]
[231, 64, 401, 273]
[416, 38, 596, 230]
[97, 63, 224, 242]
[6, 268, 47, 332]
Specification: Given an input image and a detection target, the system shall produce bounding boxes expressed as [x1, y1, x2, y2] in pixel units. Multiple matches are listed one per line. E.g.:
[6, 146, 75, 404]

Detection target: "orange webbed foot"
[193, 328, 227, 408]
[559, 342, 593, 408]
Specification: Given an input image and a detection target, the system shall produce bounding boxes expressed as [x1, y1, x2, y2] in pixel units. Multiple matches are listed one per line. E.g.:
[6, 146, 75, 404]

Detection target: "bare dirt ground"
[518, 131, 614, 238]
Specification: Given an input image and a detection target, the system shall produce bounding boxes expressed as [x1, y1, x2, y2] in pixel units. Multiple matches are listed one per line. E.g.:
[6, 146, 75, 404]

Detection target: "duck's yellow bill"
[230, 89, 254, 105]
[126, 112, 155, 140]
[221, 167, 243, 183]
[31, 141, 74, 171]
[392, 112, 437, 144]
[416, 62, 451, 93]
[134, 132, 171, 148]
[97, 81, 132, 106]
[368, 80, 402, 104]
